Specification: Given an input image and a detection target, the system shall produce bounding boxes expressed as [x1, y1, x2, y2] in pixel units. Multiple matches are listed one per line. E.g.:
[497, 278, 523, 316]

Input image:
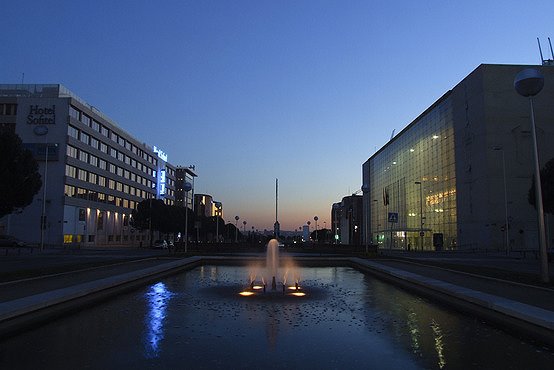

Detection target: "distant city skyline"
[2, 1, 554, 230]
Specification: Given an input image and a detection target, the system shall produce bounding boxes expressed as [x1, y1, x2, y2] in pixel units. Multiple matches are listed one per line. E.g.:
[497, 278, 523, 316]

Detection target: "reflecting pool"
[1, 266, 552, 369]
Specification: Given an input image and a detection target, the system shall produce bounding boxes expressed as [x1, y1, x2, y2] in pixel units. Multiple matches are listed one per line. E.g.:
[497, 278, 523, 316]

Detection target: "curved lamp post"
[514, 68, 549, 283]
[314, 216, 319, 242]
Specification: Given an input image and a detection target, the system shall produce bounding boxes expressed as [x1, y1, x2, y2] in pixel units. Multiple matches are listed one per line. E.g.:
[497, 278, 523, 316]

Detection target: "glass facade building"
[363, 64, 554, 252]
[365, 94, 457, 250]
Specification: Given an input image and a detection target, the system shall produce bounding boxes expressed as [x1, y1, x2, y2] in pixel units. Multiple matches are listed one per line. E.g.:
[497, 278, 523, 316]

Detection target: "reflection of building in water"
[361, 274, 460, 368]
[144, 282, 174, 358]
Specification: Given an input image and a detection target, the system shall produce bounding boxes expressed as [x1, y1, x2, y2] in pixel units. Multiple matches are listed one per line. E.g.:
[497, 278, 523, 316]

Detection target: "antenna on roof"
[537, 38, 544, 62]
[390, 129, 395, 141]
[538, 37, 554, 66]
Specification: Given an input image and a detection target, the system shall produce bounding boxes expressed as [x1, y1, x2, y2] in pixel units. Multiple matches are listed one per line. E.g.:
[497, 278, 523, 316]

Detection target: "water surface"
[0, 265, 552, 369]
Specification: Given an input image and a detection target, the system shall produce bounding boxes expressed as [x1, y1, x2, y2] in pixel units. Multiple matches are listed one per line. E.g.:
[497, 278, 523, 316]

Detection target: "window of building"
[117, 167, 123, 177]
[64, 184, 75, 197]
[108, 179, 115, 189]
[89, 155, 98, 167]
[76, 187, 87, 199]
[78, 169, 87, 181]
[99, 159, 107, 170]
[118, 136, 125, 147]
[100, 142, 108, 153]
[81, 114, 91, 126]
[88, 191, 98, 202]
[110, 147, 117, 158]
[109, 163, 116, 173]
[98, 176, 106, 187]
[108, 235, 114, 242]
[79, 150, 89, 163]
[91, 120, 100, 132]
[90, 137, 99, 149]
[117, 152, 124, 162]
[100, 125, 109, 137]
[68, 125, 79, 140]
[69, 106, 80, 120]
[80, 132, 90, 145]
[116, 182, 122, 192]
[89, 172, 97, 184]
[88, 235, 95, 242]
[64, 234, 73, 244]
[67, 145, 78, 158]
[110, 131, 118, 142]
[65, 165, 76, 178]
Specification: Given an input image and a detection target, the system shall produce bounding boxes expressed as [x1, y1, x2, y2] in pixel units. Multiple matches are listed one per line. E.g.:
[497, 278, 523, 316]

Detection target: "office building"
[362, 64, 554, 251]
[0, 84, 180, 247]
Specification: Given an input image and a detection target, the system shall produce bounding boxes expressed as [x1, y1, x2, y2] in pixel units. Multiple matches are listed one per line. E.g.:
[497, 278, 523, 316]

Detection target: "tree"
[528, 157, 554, 214]
[0, 131, 42, 218]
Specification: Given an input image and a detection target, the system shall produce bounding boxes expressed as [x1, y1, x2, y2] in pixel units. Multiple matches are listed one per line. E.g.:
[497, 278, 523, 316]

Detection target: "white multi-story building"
[0, 84, 178, 247]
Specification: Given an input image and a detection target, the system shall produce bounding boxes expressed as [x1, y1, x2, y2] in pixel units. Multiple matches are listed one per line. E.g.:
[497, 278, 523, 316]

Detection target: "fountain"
[240, 238, 304, 297]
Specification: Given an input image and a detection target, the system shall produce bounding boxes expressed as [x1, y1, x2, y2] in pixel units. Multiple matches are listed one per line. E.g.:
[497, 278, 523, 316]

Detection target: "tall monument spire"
[274, 178, 280, 238]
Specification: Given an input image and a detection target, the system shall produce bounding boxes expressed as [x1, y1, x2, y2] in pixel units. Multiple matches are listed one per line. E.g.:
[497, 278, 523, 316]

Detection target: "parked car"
[153, 240, 168, 249]
[0, 235, 27, 247]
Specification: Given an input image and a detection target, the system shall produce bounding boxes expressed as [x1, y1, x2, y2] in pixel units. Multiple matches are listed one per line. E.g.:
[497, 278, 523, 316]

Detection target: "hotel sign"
[27, 105, 56, 125]
[159, 169, 166, 196]
[153, 146, 168, 162]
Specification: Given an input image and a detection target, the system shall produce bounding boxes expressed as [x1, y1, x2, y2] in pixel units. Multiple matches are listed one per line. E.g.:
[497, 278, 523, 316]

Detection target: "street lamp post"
[40, 134, 49, 251]
[183, 182, 192, 253]
[415, 181, 424, 251]
[314, 216, 319, 242]
[515, 68, 549, 283]
[214, 202, 221, 243]
[235, 216, 239, 243]
[492, 146, 510, 254]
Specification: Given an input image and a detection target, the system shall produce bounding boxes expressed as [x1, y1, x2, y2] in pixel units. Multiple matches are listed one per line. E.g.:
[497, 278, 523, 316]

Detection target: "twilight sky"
[2, 1, 553, 231]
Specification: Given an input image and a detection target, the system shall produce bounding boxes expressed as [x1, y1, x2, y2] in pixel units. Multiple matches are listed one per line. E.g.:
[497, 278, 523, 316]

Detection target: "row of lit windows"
[67, 125, 155, 178]
[65, 234, 148, 244]
[67, 144, 154, 189]
[64, 184, 140, 209]
[0, 103, 17, 115]
[65, 165, 153, 200]
[70, 105, 157, 166]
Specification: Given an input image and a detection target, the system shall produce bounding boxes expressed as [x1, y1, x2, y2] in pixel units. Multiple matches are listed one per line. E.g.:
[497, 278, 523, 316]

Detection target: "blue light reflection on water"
[144, 282, 174, 358]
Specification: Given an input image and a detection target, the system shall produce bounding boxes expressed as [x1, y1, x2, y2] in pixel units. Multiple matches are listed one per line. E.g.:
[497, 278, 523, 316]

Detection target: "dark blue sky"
[3, 1, 553, 230]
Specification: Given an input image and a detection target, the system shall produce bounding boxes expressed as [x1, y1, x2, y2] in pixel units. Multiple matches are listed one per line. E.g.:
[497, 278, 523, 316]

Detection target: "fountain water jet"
[240, 238, 304, 297]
